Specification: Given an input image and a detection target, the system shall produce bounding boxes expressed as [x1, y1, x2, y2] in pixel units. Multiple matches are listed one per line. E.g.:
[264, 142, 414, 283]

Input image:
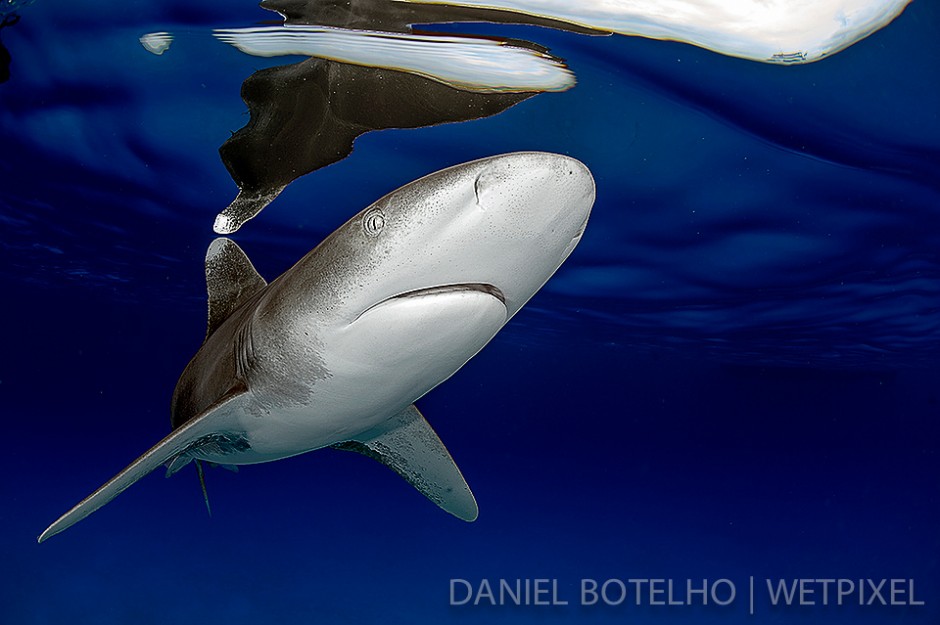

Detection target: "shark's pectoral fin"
[205, 238, 267, 340]
[326, 284, 500, 521]
[38, 391, 247, 543]
[333, 404, 478, 522]
[38, 419, 212, 543]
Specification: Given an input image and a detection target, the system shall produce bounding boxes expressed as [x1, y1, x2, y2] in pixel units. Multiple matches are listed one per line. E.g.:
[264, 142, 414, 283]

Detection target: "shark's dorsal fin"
[333, 404, 478, 522]
[205, 238, 267, 340]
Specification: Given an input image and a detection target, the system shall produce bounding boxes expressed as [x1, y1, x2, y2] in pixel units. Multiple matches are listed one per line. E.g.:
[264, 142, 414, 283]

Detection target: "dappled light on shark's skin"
[394, 0, 912, 63]
[38, 152, 595, 543]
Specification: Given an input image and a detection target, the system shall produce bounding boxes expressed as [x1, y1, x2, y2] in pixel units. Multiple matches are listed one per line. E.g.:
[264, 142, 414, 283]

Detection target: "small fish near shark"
[39, 152, 595, 542]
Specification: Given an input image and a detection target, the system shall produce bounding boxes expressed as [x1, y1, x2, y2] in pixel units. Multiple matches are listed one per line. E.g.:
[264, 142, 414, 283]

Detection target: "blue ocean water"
[1, 1, 938, 623]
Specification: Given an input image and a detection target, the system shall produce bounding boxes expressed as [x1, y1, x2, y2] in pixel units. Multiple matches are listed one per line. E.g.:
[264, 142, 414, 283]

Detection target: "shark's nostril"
[473, 166, 506, 211]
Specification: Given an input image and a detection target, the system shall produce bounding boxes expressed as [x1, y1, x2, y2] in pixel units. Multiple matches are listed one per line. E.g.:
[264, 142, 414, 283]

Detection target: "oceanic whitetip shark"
[39, 151, 595, 542]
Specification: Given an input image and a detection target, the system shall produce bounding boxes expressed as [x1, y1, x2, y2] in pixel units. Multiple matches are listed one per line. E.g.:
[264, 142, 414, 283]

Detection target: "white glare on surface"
[394, 0, 912, 63]
[212, 26, 575, 93]
[139, 31, 173, 56]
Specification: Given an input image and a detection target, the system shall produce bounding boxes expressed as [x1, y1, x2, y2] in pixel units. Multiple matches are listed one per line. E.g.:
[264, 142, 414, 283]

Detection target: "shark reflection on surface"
[212, 0, 585, 234]
[215, 58, 540, 234]
[212, 27, 575, 94]
[394, 0, 912, 63]
[199, 0, 913, 233]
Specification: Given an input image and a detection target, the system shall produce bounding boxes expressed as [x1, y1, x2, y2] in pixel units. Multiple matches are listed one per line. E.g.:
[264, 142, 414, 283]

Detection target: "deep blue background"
[1, 1, 938, 623]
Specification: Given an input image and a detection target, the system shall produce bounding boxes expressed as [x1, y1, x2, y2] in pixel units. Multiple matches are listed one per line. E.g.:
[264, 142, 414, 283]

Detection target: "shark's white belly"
[198, 283, 509, 464]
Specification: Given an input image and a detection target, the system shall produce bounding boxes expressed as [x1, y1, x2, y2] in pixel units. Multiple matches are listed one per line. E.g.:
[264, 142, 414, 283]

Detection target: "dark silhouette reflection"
[1, 14, 20, 85]
[217, 59, 535, 232]
[215, 0, 598, 233]
[262, 0, 602, 35]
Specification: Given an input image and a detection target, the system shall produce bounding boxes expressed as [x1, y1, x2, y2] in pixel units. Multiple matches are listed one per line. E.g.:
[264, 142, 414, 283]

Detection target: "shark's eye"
[363, 208, 385, 236]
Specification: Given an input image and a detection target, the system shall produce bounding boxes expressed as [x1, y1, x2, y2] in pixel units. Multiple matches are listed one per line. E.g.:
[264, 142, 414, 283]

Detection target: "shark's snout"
[474, 152, 594, 218]
[554, 153, 596, 209]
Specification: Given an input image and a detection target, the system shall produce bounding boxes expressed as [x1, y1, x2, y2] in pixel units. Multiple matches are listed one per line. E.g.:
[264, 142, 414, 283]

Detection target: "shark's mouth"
[357, 283, 506, 320]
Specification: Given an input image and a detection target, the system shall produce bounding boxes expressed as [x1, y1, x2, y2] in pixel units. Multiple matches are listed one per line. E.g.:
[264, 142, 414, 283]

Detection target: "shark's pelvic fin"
[333, 404, 479, 522]
[38, 390, 247, 543]
[205, 238, 267, 339]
